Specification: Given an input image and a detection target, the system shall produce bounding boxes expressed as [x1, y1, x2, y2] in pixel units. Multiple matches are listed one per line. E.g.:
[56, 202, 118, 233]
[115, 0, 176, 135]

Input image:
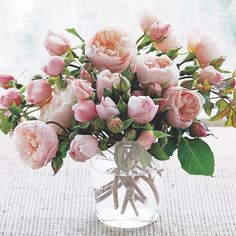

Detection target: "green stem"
[46, 121, 70, 135]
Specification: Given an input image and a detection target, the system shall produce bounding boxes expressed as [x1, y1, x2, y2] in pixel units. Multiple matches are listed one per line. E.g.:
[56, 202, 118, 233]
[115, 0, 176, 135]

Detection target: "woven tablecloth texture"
[0, 128, 236, 236]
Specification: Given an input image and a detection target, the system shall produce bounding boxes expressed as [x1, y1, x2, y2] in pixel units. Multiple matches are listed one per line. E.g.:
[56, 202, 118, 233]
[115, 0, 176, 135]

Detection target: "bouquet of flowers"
[0, 11, 235, 226]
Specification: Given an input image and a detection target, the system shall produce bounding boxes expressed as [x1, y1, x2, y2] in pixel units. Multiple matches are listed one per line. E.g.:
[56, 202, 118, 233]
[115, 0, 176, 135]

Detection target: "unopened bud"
[107, 117, 124, 133]
[125, 129, 137, 140]
[190, 121, 207, 137]
[149, 83, 162, 97]
[118, 76, 130, 92]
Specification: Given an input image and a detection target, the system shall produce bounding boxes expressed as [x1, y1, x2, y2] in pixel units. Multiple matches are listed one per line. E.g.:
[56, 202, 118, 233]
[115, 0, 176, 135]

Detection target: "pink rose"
[80, 69, 92, 83]
[163, 87, 204, 129]
[0, 74, 15, 88]
[148, 22, 179, 52]
[73, 100, 97, 122]
[96, 70, 120, 100]
[0, 88, 22, 109]
[71, 79, 93, 100]
[69, 135, 98, 162]
[135, 54, 179, 89]
[199, 66, 223, 84]
[85, 27, 136, 73]
[137, 130, 155, 150]
[96, 97, 120, 121]
[42, 56, 65, 76]
[139, 11, 160, 32]
[44, 30, 70, 56]
[14, 120, 58, 169]
[127, 96, 158, 124]
[190, 121, 207, 137]
[27, 80, 52, 105]
[188, 30, 221, 67]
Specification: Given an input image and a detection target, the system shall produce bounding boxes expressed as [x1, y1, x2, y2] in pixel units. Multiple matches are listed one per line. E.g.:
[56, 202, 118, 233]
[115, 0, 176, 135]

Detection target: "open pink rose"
[73, 100, 97, 122]
[69, 135, 98, 162]
[188, 30, 221, 67]
[137, 130, 155, 150]
[96, 70, 120, 100]
[163, 87, 204, 129]
[85, 27, 136, 73]
[96, 97, 120, 121]
[199, 66, 223, 84]
[128, 96, 158, 124]
[0, 88, 22, 109]
[135, 54, 179, 89]
[27, 80, 52, 105]
[14, 120, 58, 169]
[44, 30, 70, 56]
[42, 56, 65, 76]
[71, 79, 93, 100]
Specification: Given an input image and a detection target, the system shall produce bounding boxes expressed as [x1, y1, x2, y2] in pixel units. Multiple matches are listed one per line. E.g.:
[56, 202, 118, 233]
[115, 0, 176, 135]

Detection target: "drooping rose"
[0, 74, 15, 89]
[96, 70, 120, 100]
[127, 96, 158, 124]
[73, 100, 97, 122]
[188, 30, 221, 67]
[27, 80, 52, 105]
[199, 66, 223, 84]
[85, 27, 136, 73]
[44, 30, 70, 56]
[137, 130, 156, 150]
[0, 88, 22, 109]
[71, 79, 93, 100]
[96, 97, 120, 121]
[163, 87, 204, 129]
[69, 135, 98, 162]
[14, 120, 58, 169]
[135, 54, 179, 89]
[42, 56, 65, 76]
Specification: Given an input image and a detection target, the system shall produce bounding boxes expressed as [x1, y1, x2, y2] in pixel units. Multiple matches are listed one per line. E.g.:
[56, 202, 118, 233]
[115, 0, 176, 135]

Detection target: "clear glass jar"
[90, 140, 164, 228]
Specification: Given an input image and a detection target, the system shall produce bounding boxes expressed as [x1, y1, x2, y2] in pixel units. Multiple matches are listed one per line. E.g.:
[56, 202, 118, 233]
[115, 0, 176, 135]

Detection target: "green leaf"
[65, 28, 84, 42]
[117, 98, 127, 117]
[166, 47, 182, 59]
[9, 103, 21, 116]
[178, 137, 214, 176]
[58, 142, 70, 158]
[19, 85, 26, 94]
[145, 123, 153, 131]
[123, 119, 133, 130]
[51, 157, 63, 175]
[153, 131, 170, 138]
[0, 115, 12, 134]
[148, 143, 169, 161]
[210, 99, 230, 121]
[163, 138, 177, 157]
[79, 121, 91, 129]
[121, 65, 132, 80]
[104, 88, 113, 98]
[180, 65, 200, 76]
[203, 100, 214, 116]
[137, 35, 151, 50]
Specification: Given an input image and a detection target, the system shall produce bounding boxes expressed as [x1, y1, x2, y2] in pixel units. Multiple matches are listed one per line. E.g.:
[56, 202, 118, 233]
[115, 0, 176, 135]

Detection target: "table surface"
[0, 127, 236, 236]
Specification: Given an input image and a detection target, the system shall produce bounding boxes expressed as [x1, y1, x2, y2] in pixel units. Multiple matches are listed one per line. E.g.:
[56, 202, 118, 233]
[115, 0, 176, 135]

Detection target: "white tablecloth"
[0, 128, 236, 236]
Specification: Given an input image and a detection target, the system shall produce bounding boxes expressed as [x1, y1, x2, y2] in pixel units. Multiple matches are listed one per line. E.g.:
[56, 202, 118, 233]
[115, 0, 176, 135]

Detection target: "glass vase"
[90, 140, 164, 228]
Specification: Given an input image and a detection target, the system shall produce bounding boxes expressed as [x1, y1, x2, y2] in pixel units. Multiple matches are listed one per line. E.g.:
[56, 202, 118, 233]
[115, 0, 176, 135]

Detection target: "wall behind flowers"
[0, 0, 236, 82]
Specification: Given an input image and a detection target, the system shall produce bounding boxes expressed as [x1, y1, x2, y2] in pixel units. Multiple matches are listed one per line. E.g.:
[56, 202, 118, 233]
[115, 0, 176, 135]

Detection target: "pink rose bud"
[199, 66, 223, 85]
[72, 100, 97, 122]
[128, 96, 158, 124]
[188, 30, 221, 67]
[80, 69, 92, 83]
[96, 97, 120, 121]
[163, 87, 204, 129]
[0, 88, 22, 109]
[190, 121, 207, 137]
[42, 56, 65, 76]
[27, 80, 52, 105]
[44, 30, 70, 56]
[107, 117, 124, 133]
[71, 79, 93, 100]
[139, 11, 159, 32]
[69, 135, 98, 162]
[0, 74, 15, 89]
[96, 70, 120, 100]
[137, 130, 156, 150]
[149, 83, 162, 97]
[132, 90, 144, 96]
[14, 120, 58, 169]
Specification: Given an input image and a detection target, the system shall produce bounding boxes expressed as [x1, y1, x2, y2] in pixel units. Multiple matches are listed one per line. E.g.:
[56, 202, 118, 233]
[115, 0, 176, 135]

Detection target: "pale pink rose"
[71, 79, 93, 100]
[96, 70, 120, 100]
[135, 54, 179, 89]
[199, 66, 223, 84]
[27, 80, 52, 105]
[14, 120, 58, 169]
[127, 96, 158, 124]
[139, 11, 160, 32]
[42, 56, 65, 76]
[80, 69, 92, 83]
[40, 83, 76, 133]
[148, 22, 180, 52]
[163, 87, 204, 129]
[188, 30, 221, 67]
[69, 135, 98, 162]
[44, 30, 70, 56]
[85, 27, 136, 73]
[0, 88, 22, 109]
[137, 130, 155, 150]
[0, 74, 15, 88]
[73, 100, 97, 122]
[96, 97, 120, 121]
[190, 121, 207, 137]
